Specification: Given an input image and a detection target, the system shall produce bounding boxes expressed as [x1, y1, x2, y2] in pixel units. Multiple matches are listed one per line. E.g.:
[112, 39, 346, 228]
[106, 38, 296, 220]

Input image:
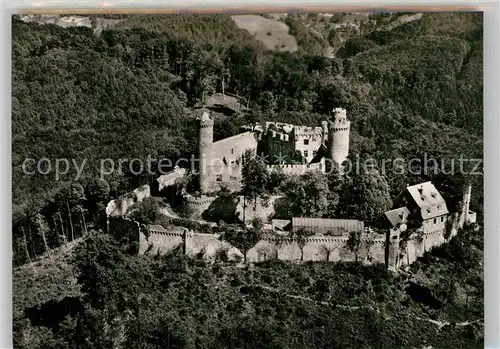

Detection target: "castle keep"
[197, 110, 258, 193]
[197, 107, 351, 194]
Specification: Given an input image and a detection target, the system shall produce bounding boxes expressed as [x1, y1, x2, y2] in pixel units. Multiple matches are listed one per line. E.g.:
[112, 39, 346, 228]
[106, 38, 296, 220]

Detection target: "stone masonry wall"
[184, 195, 217, 220]
[108, 216, 466, 271]
[107, 185, 476, 270]
[105, 185, 151, 217]
[246, 233, 387, 265]
[138, 228, 243, 261]
[267, 160, 325, 175]
[114, 220, 389, 266]
[141, 225, 185, 255]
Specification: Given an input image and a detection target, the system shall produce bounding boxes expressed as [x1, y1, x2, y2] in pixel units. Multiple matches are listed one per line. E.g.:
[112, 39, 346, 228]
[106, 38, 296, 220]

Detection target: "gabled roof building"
[385, 182, 451, 234]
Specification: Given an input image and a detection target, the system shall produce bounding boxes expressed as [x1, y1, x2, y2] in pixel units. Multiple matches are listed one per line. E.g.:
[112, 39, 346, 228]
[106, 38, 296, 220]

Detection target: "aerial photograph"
[12, 11, 483, 348]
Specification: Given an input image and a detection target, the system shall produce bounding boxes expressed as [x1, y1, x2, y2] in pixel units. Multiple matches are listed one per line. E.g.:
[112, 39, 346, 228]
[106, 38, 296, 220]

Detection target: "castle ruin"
[105, 179, 476, 272]
[103, 106, 477, 272]
[197, 106, 351, 194]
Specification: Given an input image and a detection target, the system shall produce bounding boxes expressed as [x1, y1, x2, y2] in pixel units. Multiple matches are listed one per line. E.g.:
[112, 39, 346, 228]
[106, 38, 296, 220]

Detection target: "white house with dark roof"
[388, 181, 450, 234]
[383, 181, 477, 270]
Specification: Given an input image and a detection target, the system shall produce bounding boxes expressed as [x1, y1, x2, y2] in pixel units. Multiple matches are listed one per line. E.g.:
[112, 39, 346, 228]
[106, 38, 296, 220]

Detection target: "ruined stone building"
[198, 110, 258, 193]
[198, 107, 351, 193]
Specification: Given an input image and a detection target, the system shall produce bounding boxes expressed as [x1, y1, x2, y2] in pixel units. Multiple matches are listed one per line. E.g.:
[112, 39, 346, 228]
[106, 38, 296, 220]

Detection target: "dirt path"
[254, 284, 481, 329]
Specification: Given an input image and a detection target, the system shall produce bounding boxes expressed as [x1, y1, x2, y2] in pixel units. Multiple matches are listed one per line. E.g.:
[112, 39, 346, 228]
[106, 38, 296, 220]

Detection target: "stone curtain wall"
[138, 227, 243, 261]
[267, 161, 325, 175]
[118, 221, 390, 266]
[105, 185, 151, 217]
[109, 217, 468, 271]
[140, 225, 185, 255]
[396, 227, 448, 268]
[107, 183, 477, 270]
[246, 234, 387, 264]
[107, 214, 468, 271]
[184, 195, 217, 219]
[185, 231, 242, 260]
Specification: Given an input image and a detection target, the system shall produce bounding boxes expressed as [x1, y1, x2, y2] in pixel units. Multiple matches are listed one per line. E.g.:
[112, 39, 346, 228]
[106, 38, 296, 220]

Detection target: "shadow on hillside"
[25, 296, 84, 330]
[405, 282, 442, 310]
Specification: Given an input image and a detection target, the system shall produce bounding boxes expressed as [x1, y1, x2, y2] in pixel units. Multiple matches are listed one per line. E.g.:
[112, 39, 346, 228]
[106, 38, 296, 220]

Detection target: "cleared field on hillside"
[231, 14, 298, 52]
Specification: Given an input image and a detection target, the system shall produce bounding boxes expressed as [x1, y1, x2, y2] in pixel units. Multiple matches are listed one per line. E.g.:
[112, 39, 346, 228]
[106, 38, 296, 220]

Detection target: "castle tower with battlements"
[197, 110, 214, 193]
[327, 107, 350, 171]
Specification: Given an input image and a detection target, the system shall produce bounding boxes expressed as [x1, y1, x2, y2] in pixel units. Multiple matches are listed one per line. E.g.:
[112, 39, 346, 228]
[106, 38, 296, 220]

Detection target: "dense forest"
[13, 225, 483, 348]
[12, 12, 483, 348]
[12, 12, 483, 261]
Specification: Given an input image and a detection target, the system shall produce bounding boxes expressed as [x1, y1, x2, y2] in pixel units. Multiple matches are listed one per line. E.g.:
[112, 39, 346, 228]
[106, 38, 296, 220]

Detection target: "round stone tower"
[198, 110, 214, 193]
[327, 107, 350, 170]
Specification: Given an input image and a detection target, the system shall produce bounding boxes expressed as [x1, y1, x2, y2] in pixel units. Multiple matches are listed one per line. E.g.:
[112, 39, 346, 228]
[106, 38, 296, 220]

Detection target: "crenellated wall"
[266, 159, 325, 175]
[246, 233, 387, 264]
[106, 215, 389, 266]
[184, 195, 217, 219]
[139, 226, 244, 261]
[105, 181, 477, 271]
[141, 225, 186, 255]
[108, 212, 476, 271]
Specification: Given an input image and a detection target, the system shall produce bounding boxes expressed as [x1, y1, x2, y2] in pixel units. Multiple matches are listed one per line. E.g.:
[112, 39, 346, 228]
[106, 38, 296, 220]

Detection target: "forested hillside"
[13, 226, 484, 348]
[12, 12, 484, 348]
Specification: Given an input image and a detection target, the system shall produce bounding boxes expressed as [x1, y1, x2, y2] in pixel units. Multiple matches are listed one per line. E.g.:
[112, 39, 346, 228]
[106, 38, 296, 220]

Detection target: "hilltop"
[12, 12, 483, 348]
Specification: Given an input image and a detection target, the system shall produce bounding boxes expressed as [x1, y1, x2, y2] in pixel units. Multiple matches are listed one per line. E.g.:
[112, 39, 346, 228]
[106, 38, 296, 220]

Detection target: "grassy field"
[231, 15, 298, 52]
